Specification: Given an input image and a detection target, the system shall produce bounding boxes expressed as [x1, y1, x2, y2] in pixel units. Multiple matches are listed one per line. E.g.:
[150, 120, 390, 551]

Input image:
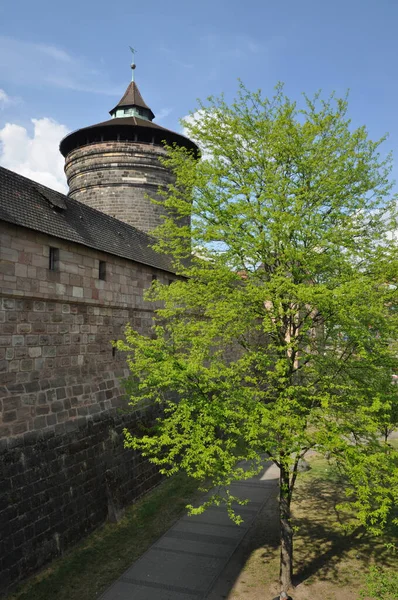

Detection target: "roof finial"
[129, 46, 137, 82]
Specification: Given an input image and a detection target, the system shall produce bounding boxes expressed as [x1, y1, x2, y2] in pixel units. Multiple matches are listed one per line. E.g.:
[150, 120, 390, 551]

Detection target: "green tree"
[117, 84, 398, 592]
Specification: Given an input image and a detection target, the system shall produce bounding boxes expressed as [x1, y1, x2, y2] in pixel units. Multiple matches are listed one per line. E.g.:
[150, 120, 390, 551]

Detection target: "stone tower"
[59, 57, 197, 234]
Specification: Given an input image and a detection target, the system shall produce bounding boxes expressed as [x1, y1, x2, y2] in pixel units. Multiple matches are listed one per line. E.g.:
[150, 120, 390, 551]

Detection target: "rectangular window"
[151, 274, 157, 282]
[99, 261, 106, 281]
[49, 247, 59, 271]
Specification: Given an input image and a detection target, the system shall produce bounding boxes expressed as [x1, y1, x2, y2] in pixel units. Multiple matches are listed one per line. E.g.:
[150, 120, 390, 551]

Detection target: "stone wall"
[0, 409, 161, 594]
[64, 141, 177, 235]
[0, 220, 171, 595]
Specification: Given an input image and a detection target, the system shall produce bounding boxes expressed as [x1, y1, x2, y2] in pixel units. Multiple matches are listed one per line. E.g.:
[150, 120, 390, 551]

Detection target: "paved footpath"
[99, 462, 279, 600]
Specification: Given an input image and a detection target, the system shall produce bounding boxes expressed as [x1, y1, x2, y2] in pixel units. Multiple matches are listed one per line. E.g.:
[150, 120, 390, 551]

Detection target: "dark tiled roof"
[0, 166, 175, 274]
[87, 116, 176, 131]
[109, 81, 154, 118]
[59, 116, 198, 157]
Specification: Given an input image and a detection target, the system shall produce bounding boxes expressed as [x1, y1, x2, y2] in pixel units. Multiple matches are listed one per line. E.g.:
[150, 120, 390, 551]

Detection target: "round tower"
[59, 54, 197, 234]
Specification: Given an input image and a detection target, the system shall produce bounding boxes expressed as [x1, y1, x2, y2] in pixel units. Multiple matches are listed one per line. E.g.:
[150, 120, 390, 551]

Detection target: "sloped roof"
[59, 115, 198, 157]
[109, 81, 154, 118]
[0, 166, 175, 274]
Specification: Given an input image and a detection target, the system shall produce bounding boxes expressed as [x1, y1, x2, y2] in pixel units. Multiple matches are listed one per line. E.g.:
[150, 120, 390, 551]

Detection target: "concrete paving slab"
[99, 462, 279, 600]
[171, 520, 246, 540]
[123, 549, 224, 593]
[153, 536, 235, 559]
[180, 509, 252, 528]
[105, 579, 203, 600]
[228, 483, 276, 503]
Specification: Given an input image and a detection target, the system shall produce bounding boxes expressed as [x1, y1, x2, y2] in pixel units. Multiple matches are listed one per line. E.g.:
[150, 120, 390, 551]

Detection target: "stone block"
[0, 336, 12, 347]
[0, 262, 15, 276]
[15, 263, 28, 278]
[33, 302, 45, 312]
[55, 283, 66, 295]
[17, 324, 31, 334]
[3, 396, 20, 410]
[20, 360, 33, 372]
[56, 388, 66, 400]
[34, 358, 45, 371]
[46, 414, 57, 427]
[33, 416, 47, 430]
[14, 346, 27, 359]
[16, 372, 29, 384]
[12, 336, 24, 347]
[28, 347, 42, 358]
[3, 410, 17, 422]
[43, 347, 56, 358]
[9, 360, 20, 372]
[12, 421, 27, 435]
[21, 394, 36, 405]
[72, 287, 83, 298]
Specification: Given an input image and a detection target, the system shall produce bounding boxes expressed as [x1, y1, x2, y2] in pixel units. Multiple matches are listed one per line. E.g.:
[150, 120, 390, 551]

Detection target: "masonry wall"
[64, 141, 176, 235]
[0, 221, 170, 595]
[0, 410, 161, 593]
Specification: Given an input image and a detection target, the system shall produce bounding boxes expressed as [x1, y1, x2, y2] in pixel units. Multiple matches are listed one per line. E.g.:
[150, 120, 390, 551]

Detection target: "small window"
[49, 247, 59, 271]
[168, 279, 173, 286]
[99, 261, 106, 281]
[151, 274, 157, 282]
[112, 346, 116, 358]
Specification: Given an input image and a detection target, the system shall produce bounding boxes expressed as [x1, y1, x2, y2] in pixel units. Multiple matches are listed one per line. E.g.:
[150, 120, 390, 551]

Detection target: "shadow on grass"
[291, 474, 398, 587]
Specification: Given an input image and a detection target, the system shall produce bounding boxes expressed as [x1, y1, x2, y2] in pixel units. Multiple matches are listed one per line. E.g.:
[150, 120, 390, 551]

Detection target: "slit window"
[99, 261, 106, 281]
[49, 247, 59, 271]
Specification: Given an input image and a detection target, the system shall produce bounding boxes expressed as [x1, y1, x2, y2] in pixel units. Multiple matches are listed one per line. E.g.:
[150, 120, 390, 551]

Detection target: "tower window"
[49, 247, 59, 271]
[99, 261, 106, 280]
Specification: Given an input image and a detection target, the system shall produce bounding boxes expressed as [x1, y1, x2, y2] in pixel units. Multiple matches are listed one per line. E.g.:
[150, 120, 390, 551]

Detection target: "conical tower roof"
[59, 50, 198, 158]
[109, 80, 155, 120]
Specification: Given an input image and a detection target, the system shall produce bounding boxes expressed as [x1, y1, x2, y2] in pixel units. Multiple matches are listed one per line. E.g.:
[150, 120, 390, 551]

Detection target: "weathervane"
[129, 46, 137, 81]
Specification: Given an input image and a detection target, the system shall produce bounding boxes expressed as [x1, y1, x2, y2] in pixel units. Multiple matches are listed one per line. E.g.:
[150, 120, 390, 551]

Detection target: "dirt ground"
[207, 456, 397, 600]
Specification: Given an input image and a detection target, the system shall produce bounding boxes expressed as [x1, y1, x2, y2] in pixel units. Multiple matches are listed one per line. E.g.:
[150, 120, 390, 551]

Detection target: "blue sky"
[1, 0, 398, 191]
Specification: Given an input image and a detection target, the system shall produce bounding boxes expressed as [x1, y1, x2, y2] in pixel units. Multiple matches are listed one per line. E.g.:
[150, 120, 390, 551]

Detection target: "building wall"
[0, 409, 161, 594]
[0, 220, 171, 594]
[64, 141, 177, 235]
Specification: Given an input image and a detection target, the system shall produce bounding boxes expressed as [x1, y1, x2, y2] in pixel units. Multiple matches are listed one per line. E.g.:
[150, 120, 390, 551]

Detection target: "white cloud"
[0, 89, 16, 109]
[182, 109, 229, 161]
[181, 109, 212, 160]
[0, 89, 9, 104]
[0, 118, 69, 193]
[156, 107, 173, 121]
[0, 36, 119, 96]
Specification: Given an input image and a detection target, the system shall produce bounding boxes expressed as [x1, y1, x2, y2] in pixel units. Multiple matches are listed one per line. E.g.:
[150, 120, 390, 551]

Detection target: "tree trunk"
[279, 462, 293, 591]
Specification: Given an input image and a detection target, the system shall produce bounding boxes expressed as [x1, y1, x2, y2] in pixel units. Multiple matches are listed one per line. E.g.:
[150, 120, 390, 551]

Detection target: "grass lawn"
[225, 440, 398, 600]
[7, 472, 200, 600]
